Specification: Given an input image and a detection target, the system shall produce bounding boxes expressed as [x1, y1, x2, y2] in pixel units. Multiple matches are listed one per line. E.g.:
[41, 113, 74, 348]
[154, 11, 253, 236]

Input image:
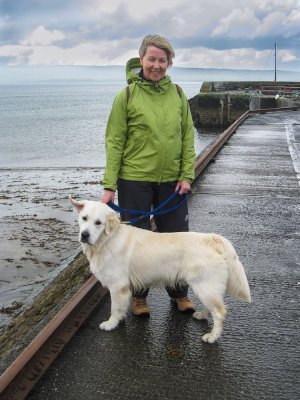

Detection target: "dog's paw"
[193, 310, 209, 320]
[99, 319, 118, 331]
[201, 332, 218, 343]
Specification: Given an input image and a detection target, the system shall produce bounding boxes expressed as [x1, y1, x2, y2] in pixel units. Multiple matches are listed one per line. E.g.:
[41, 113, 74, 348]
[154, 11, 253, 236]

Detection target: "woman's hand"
[101, 190, 115, 204]
[175, 181, 191, 195]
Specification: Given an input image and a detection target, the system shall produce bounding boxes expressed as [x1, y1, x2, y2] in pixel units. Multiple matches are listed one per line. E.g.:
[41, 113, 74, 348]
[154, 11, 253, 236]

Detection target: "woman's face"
[140, 45, 169, 81]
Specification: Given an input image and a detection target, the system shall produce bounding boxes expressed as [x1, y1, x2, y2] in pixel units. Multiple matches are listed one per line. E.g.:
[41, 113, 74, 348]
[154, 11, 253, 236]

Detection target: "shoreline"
[0, 167, 103, 327]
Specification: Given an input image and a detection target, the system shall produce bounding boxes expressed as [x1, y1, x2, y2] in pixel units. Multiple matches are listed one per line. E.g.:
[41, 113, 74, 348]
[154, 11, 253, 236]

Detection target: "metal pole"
[274, 42, 277, 82]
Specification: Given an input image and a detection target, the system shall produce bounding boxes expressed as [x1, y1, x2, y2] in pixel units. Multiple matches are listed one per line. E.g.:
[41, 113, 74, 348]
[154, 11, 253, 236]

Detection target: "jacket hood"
[126, 58, 142, 84]
[125, 57, 172, 90]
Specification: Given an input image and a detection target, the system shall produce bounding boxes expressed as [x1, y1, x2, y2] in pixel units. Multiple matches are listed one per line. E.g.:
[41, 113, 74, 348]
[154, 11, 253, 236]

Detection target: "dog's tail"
[224, 239, 251, 303]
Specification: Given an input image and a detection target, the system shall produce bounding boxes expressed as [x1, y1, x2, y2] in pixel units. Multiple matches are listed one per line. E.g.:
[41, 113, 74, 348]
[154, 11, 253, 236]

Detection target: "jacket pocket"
[122, 134, 147, 163]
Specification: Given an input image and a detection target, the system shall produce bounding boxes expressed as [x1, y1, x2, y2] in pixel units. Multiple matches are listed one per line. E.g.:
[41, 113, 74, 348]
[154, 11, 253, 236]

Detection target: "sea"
[0, 82, 209, 169]
[0, 81, 221, 325]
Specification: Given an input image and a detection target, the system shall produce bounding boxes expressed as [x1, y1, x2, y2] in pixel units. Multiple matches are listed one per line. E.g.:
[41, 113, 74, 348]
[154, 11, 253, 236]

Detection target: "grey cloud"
[172, 35, 298, 52]
[1, 0, 299, 46]
[0, 0, 83, 18]
[0, 55, 16, 65]
[0, 47, 32, 65]
[0, 0, 87, 45]
[0, 0, 299, 70]
[0, 23, 22, 45]
[77, 3, 149, 41]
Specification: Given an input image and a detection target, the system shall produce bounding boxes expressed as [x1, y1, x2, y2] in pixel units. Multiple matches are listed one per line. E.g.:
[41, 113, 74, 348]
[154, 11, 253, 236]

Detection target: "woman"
[101, 34, 196, 316]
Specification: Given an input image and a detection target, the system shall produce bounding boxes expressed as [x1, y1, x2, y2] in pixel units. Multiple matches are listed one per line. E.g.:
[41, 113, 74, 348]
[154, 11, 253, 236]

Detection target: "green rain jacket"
[102, 58, 196, 191]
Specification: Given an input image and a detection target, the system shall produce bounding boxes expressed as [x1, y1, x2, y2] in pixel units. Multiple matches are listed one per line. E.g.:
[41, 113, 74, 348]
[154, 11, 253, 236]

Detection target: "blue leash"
[108, 189, 189, 225]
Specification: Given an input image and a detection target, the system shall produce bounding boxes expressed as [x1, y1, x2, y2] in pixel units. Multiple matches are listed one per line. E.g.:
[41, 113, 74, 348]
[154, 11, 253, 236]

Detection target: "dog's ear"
[105, 214, 119, 235]
[69, 195, 85, 212]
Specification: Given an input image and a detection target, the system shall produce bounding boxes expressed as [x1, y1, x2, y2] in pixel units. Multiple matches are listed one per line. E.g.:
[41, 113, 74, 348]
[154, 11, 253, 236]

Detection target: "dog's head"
[69, 196, 119, 245]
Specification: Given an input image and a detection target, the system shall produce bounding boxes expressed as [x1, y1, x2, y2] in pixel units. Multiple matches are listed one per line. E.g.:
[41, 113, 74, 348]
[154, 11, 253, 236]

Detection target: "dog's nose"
[81, 231, 90, 243]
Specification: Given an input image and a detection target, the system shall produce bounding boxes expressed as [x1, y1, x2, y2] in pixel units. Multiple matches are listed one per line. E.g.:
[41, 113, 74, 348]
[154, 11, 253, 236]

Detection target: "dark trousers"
[117, 179, 189, 299]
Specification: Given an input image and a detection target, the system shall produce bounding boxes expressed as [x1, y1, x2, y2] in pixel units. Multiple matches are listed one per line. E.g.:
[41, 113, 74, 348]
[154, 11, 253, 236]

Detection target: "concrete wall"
[189, 93, 249, 128]
[189, 81, 300, 128]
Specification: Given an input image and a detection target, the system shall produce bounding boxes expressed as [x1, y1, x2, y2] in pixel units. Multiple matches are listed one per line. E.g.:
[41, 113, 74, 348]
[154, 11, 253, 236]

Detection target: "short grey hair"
[139, 34, 175, 66]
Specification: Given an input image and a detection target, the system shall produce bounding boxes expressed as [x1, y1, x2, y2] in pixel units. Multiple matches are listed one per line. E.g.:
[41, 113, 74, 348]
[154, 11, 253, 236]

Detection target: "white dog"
[70, 197, 251, 343]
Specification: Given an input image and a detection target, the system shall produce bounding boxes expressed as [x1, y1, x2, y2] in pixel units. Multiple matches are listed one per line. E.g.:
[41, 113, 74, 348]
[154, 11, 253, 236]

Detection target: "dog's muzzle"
[81, 230, 90, 243]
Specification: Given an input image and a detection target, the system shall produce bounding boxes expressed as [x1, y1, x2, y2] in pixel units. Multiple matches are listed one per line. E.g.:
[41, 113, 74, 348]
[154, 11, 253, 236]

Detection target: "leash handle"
[107, 189, 189, 225]
[108, 189, 180, 215]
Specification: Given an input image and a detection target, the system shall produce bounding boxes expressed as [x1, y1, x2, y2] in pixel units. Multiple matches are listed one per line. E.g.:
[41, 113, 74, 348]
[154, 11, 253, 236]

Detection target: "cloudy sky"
[0, 0, 300, 71]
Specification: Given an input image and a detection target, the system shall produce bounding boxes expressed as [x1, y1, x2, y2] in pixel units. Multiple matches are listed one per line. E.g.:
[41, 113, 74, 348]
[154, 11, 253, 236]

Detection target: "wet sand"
[0, 167, 103, 327]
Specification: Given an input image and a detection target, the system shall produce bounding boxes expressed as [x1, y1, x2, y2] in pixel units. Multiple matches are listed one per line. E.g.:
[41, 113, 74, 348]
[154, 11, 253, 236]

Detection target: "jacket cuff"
[100, 178, 117, 192]
[178, 176, 194, 184]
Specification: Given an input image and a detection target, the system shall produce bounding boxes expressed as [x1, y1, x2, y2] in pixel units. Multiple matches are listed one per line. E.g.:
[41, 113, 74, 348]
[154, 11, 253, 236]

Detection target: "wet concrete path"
[29, 110, 300, 400]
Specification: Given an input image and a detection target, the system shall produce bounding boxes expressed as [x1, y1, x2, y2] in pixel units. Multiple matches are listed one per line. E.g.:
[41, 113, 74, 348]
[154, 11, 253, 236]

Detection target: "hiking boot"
[173, 297, 196, 313]
[131, 297, 150, 317]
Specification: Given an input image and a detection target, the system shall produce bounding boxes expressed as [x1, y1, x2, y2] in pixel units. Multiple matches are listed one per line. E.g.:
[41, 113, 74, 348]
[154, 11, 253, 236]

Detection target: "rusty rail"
[249, 105, 300, 113]
[0, 278, 107, 400]
[193, 110, 251, 178]
[1, 105, 299, 399]
[261, 85, 300, 95]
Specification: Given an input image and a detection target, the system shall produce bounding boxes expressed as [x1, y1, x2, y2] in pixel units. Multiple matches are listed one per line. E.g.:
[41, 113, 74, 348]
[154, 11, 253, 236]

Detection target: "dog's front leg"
[99, 285, 131, 331]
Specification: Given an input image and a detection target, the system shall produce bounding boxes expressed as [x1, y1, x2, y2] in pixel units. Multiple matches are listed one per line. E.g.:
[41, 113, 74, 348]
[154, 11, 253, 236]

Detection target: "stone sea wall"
[189, 81, 300, 129]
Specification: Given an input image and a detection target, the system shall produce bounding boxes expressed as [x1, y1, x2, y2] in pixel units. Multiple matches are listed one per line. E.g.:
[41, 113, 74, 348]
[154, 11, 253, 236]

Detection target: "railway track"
[0, 106, 298, 400]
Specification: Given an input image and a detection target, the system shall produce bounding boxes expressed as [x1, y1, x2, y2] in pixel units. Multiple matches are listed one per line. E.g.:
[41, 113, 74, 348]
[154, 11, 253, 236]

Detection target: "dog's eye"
[95, 220, 102, 226]
[82, 216, 88, 221]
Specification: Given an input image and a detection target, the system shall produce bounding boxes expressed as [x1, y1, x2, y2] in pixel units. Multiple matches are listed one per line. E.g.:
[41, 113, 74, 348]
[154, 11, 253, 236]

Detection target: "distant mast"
[274, 42, 277, 82]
